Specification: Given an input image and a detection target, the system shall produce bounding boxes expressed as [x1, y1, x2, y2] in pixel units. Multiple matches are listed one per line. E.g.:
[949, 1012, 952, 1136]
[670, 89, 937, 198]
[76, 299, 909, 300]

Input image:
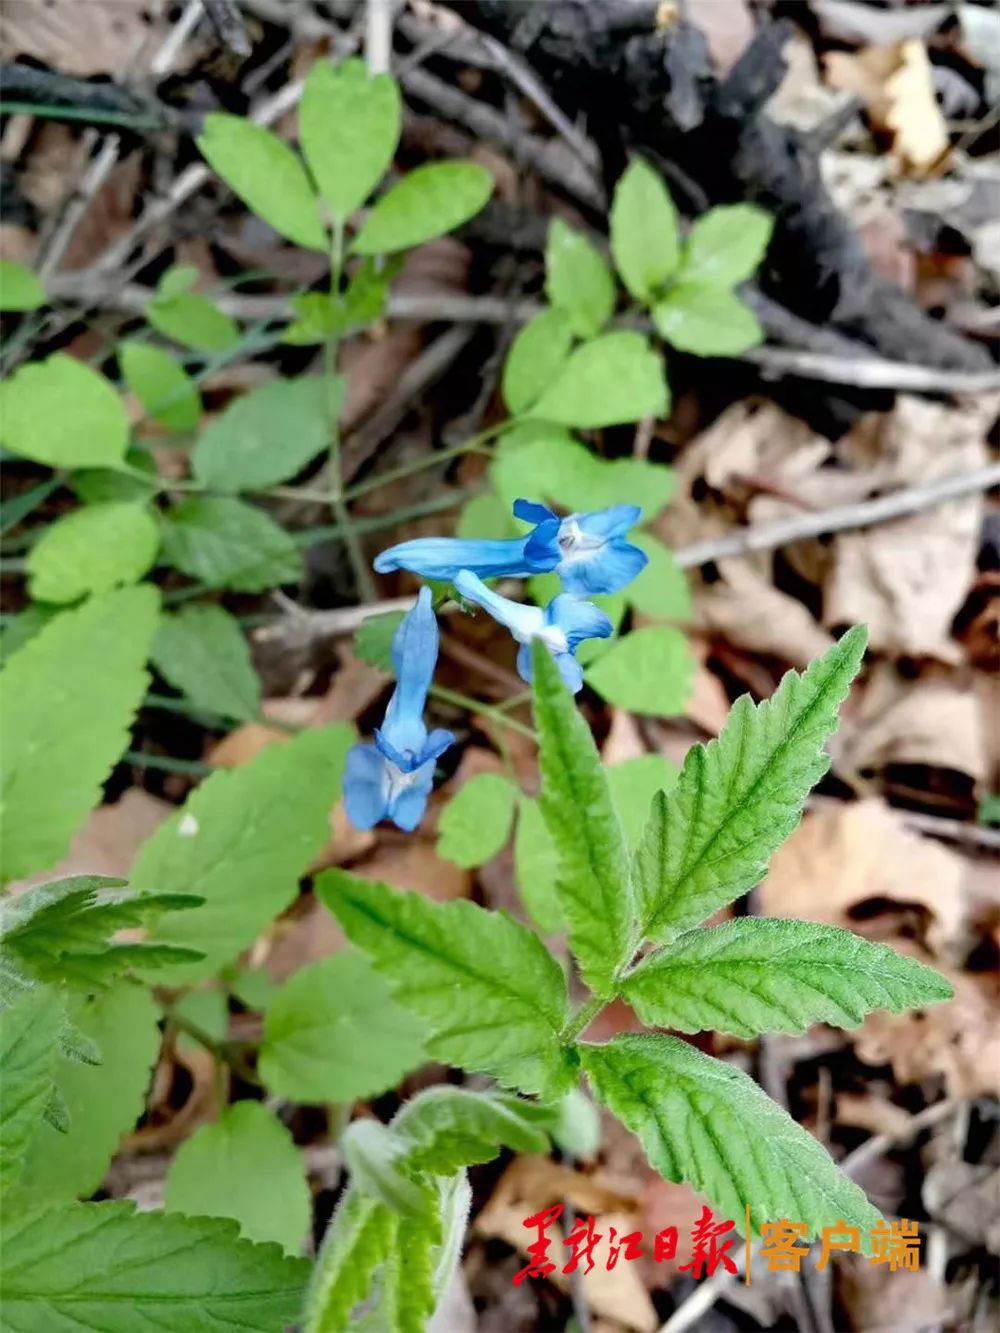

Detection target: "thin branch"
[366, 0, 395, 74]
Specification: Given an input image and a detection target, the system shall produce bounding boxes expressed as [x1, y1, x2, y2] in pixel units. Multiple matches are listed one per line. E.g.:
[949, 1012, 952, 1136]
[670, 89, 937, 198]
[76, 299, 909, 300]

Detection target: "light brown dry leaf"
[353, 835, 471, 903]
[759, 799, 968, 956]
[263, 894, 347, 983]
[765, 29, 855, 133]
[838, 1253, 952, 1333]
[857, 966, 1000, 1099]
[694, 559, 835, 670]
[835, 1092, 918, 1139]
[923, 1161, 1000, 1252]
[1, 0, 176, 76]
[825, 40, 948, 175]
[130, 1041, 225, 1153]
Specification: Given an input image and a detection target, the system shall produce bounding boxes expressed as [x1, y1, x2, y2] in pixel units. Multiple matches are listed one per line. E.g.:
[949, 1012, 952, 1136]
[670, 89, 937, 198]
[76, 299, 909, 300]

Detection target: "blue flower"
[372, 501, 647, 596]
[454, 569, 612, 694]
[343, 588, 454, 832]
[515, 500, 648, 595]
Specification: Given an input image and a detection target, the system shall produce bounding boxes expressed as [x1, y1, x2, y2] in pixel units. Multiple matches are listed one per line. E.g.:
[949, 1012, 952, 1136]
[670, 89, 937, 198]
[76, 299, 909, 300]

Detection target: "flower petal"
[547, 594, 613, 650]
[454, 569, 544, 641]
[388, 769, 433, 832]
[513, 498, 557, 525]
[557, 536, 648, 595]
[523, 518, 563, 571]
[343, 743, 389, 830]
[421, 727, 456, 766]
[373, 536, 533, 580]
[515, 641, 585, 694]
[575, 504, 643, 540]
[388, 585, 438, 721]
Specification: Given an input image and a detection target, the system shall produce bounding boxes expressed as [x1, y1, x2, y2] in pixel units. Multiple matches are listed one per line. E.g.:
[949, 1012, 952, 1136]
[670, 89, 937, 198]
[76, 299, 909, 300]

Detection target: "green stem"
[122, 749, 215, 776]
[429, 684, 537, 741]
[561, 994, 605, 1044]
[342, 420, 509, 503]
[166, 1007, 264, 1088]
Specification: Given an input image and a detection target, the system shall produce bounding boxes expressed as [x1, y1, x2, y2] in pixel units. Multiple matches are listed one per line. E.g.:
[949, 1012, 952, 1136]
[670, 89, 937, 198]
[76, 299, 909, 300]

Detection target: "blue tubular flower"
[373, 536, 534, 582]
[454, 570, 612, 694]
[343, 588, 454, 832]
[516, 499, 648, 596]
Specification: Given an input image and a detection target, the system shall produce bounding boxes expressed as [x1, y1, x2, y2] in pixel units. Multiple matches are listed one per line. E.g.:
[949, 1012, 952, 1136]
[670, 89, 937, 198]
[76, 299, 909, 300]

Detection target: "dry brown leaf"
[263, 894, 347, 983]
[838, 1253, 952, 1333]
[759, 799, 968, 956]
[923, 1161, 1000, 1252]
[765, 29, 854, 133]
[0, 0, 175, 76]
[694, 560, 835, 670]
[825, 40, 948, 175]
[353, 835, 471, 903]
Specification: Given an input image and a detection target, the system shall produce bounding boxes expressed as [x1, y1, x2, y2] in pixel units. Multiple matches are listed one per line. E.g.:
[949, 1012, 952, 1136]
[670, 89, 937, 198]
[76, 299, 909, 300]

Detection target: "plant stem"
[561, 994, 605, 1044]
[166, 1006, 264, 1088]
[342, 419, 509, 502]
[429, 683, 537, 741]
[325, 221, 377, 602]
[122, 748, 215, 776]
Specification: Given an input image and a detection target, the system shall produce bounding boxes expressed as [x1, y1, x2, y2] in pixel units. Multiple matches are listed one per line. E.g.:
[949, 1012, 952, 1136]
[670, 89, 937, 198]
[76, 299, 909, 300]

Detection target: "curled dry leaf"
[759, 798, 968, 956]
[0, 0, 179, 79]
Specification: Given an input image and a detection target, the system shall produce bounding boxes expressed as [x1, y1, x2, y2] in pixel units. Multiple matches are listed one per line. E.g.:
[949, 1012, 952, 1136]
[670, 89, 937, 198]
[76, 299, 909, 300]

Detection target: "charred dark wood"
[0, 63, 196, 135]
[443, 1, 990, 372]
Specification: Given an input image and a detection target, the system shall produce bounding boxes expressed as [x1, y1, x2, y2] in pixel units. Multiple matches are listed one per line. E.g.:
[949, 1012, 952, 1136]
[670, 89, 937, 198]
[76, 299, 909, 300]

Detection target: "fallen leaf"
[694, 560, 835, 670]
[353, 835, 471, 903]
[923, 1160, 1000, 1251]
[0, 0, 178, 78]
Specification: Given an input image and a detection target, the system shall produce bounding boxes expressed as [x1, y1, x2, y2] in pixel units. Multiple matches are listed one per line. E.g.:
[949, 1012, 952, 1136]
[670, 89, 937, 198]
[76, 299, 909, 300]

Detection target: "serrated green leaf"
[305, 1188, 396, 1333]
[259, 950, 424, 1103]
[529, 331, 668, 429]
[585, 625, 693, 717]
[0, 988, 62, 1190]
[160, 495, 303, 591]
[0, 1199, 310, 1332]
[192, 376, 334, 491]
[27, 501, 160, 603]
[653, 283, 763, 356]
[381, 1189, 439, 1333]
[147, 291, 241, 353]
[353, 162, 493, 255]
[437, 772, 516, 868]
[681, 202, 773, 287]
[610, 158, 680, 301]
[0, 586, 159, 884]
[513, 794, 562, 934]
[0, 260, 45, 312]
[607, 755, 680, 847]
[21, 982, 160, 1201]
[119, 341, 201, 431]
[533, 643, 632, 997]
[502, 307, 574, 415]
[153, 604, 261, 722]
[354, 609, 404, 672]
[341, 1119, 428, 1217]
[621, 918, 954, 1037]
[0, 604, 57, 665]
[0, 962, 98, 1068]
[199, 113, 327, 251]
[627, 532, 691, 620]
[1, 875, 203, 988]
[166, 1100, 311, 1254]
[393, 1086, 548, 1176]
[1, 354, 128, 468]
[635, 626, 868, 942]
[319, 869, 574, 1097]
[300, 58, 401, 220]
[581, 1034, 882, 1241]
[134, 726, 354, 983]
[545, 219, 615, 338]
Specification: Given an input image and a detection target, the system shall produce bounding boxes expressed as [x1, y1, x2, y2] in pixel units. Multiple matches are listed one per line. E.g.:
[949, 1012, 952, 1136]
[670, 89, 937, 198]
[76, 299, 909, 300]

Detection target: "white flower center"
[557, 518, 603, 564]
[383, 760, 422, 803]
[537, 624, 569, 655]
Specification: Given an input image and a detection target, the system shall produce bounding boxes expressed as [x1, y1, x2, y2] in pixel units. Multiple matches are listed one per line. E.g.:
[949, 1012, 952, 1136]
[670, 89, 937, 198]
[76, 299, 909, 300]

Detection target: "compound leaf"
[653, 283, 763, 357]
[585, 625, 693, 717]
[1, 354, 127, 468]
[581, 1034, 882, 1241]
[27, 501, 160, 604]
[545, 219, 615, 338]
[610, 157, 680, 301]
[192, 376, 333, 492]
[502, 307, 574, 415]
[621, 918, 954, 1037]
[393, 1087, 548, 1176]
[635, 626, 868, 942]
[352, 162, 492, 256]
[529, 331, 668, 429]
[159, 495, 303, 591]
[319, 869, 574, 1098]
[437, 773, 516, 869]
[681, 202, 773, 287]
[153, 604, 261, 723]
[147, 291, 240, 353]
[119, 341, 201, 431]
[0, 987, 62, 1191]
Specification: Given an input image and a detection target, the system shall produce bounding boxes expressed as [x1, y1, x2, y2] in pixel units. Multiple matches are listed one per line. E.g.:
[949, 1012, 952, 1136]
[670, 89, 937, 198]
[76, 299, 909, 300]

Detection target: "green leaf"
[71, 450, 159, 506]
[582, 1034, 881, 1241]
[20, 982, 161, 1201]
[502, 307, 574, 415]
[437, 773, 516, 868]
[1, 354, 128, 468]
[393, 1086, 548, 1176]
[0, 1199, 310, 1332]
[621, 918, 954, 1037]
[610, 158, 680, 301]
[607, 755, 680, 847]
[378, 1186, 440, 1333]
[635, 627, 868, 942]
[166, 1100, 310, 1254]
[305, 1189, 396, 1333]
[153, 604, 261, 723]
[1, 875, 203, 987]
[171, 987, 228, 1056]
[282, 292, 339, 345]
[0, 604, 57, 666]
[0, 586, 159, 884]
[192, 376, 333, 491]
[529, 331, 668, 429]
[456, 491, 518, 541]
[319, 869, 574, 1098]
[158, 264, 199, 297]
[585, 625, 693, 717]
[300, 57, 401, 220]
[513, 795, 562, 934]
[352, 162, 493, 255]
[545, 219, 615, 338]
[198, 112, 327, 251]
[550, 1086, 601, 1162]
[258, 951, 425, 1103]
[0, 260, 45, 312]
[27, 501, 160, 604]
[0, 988, 62, 1191]
[626, 532, 691, 620]
[147, 291, 240, 353]
[134, 726, 354, 983]
[160, 495, 303, 591]
[533, 642, 632, 997]
[653, 283, 763, 356]
[341, 1119, 428, 1217]
[354, 609, 404, 672]
[681, 202, 774, 287]
[119, 341, 201, 431]
[583, 457, 675, 516]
